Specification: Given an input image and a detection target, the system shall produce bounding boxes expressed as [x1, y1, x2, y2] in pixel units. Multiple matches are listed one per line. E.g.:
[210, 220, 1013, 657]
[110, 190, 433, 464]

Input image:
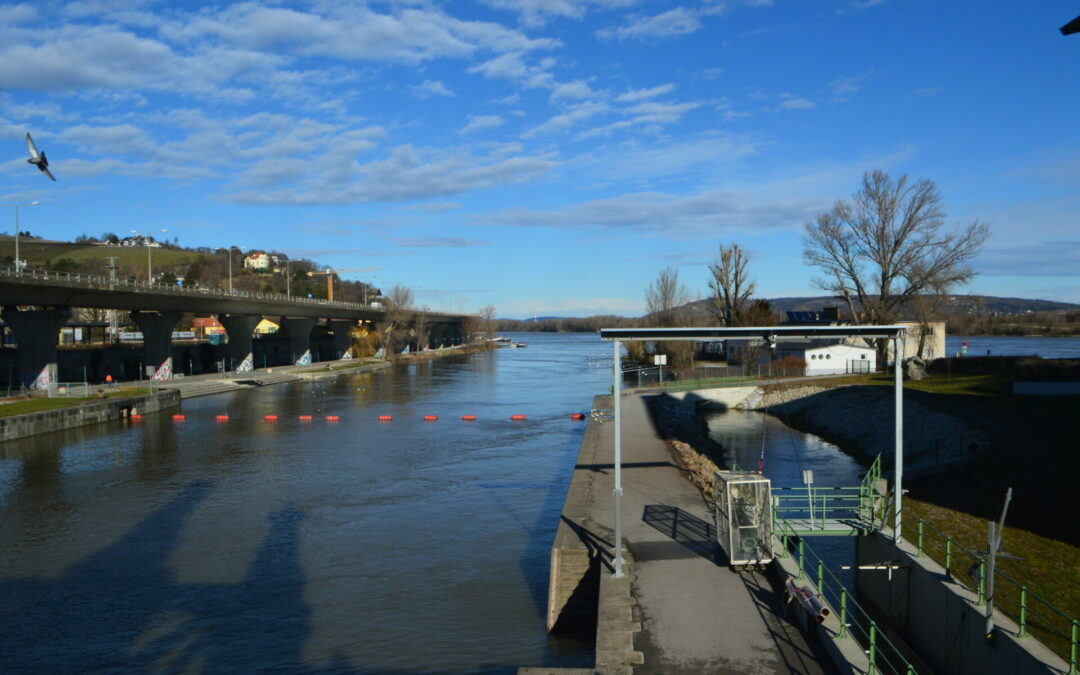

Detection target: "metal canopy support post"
[894, 333, 905, 543]
[612, 339, 624, 577]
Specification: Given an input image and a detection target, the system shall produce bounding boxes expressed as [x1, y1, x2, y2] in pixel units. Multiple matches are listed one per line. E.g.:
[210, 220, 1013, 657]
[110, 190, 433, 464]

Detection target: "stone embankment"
[741, 384, 986, 470]
[645, 394, 726, 501]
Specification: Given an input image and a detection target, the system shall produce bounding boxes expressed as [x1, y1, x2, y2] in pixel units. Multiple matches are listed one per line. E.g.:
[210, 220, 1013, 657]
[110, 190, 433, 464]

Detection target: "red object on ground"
[461, 415, 477, 421]
[511, 414, 526, 421]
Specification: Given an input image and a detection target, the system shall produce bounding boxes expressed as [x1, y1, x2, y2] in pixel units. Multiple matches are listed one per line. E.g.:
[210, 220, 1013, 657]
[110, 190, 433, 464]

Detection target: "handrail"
[774, 516, 918, 674]
[0, 265, 471, 319]
[900, 507, 1078, 671]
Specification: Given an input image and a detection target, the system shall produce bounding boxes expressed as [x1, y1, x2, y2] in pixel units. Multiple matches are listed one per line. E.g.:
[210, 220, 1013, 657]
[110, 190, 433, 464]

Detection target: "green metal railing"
[663, 376, 756, 392]
[896, 507, 1079, 672]
[770, 454, 886, 535]
[775, 517, 918, 674]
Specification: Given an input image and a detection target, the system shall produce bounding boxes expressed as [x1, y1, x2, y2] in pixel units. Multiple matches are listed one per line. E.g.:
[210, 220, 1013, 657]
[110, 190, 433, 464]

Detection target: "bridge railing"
[775, 517, 919, 674]
[885, 501, 1079, 671]
[0, 265, 375, 311]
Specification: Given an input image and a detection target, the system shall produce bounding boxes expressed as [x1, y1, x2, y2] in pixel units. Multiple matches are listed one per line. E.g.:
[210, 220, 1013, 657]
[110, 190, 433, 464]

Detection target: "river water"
[0, 333, 612, 673]
[945, 335, 1080, 359]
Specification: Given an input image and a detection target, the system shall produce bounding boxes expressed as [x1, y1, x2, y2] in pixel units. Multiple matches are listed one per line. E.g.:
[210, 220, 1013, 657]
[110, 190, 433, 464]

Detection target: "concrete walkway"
[132, 358, 390, 399]
[564, 391, 833, 674]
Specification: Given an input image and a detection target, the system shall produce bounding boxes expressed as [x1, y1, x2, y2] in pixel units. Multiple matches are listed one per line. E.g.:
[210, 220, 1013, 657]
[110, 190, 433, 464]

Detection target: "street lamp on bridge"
[130, 228, 168, 282]
[0, 200, 39, 274]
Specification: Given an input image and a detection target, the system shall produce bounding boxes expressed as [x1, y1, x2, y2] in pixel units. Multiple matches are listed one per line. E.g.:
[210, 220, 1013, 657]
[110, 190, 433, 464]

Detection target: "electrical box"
[714, 471, 773, 567]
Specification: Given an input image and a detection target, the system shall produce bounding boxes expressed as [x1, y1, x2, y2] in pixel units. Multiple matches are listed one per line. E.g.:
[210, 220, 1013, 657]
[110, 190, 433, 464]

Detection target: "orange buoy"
[571, 413, 586, 420]
[298, 415, 313, 422]
[215, 414, 229, 422]
[325, 415, 340, 422]
[130, 414, 143, 421]
[423, 415, 438, 421]
[172, 414, 186, 421]
[511, 414, 526, 421]
[378, 415, 393, 422]
[265, 414, 279, 422]
[461, 415, 477, 421]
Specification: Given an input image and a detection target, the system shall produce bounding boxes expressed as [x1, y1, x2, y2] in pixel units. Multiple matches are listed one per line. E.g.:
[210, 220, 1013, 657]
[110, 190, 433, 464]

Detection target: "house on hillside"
[244, 251, 271, 271]
[120, 235, 163, 248]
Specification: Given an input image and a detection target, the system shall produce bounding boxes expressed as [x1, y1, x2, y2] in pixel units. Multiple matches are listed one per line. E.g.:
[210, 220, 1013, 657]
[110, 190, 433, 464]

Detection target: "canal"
[0, 333, 610, 673]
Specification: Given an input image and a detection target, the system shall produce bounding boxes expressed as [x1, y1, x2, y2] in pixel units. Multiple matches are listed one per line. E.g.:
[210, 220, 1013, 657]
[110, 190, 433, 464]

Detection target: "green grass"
[0, 237, 209, 273]
[0, 387, 151, 417]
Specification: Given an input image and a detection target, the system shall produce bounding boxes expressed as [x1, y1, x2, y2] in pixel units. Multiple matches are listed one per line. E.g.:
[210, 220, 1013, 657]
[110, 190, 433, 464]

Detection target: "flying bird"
[25, 133, 56, 181]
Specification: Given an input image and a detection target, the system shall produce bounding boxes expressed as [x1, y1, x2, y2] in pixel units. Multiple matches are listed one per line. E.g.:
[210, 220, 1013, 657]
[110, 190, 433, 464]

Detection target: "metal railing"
[664, 375, 757, 392]
[775, 517, 919, 674]
[0, 265, 468, 319]
[772, 486, 870, 532]
[896, 506, 1079, 672]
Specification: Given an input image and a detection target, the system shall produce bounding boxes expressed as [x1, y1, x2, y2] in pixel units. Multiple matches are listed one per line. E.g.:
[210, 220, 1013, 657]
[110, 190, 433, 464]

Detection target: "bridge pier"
[131, 311, 182, 380]
[219, 314, 262, 372]
[279, 317, 317, 365]
[327, 319, 355, 359]
[1, 306, 72, 390]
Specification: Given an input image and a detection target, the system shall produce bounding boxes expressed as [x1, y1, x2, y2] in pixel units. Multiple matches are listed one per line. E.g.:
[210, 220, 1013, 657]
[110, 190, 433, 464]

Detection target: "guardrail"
[663, 376, 757, 392]
[893, 505, 1079, 672]
[0, 265, 377, 311]
[775, 517, 919, 674]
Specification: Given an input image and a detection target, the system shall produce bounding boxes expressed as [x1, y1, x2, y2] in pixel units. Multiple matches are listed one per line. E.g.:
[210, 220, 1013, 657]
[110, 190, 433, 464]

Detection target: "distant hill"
[679, 295, 1080, 320]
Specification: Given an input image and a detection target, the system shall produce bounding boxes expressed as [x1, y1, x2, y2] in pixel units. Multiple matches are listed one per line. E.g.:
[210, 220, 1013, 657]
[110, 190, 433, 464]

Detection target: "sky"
[2, 1, 1079, 318]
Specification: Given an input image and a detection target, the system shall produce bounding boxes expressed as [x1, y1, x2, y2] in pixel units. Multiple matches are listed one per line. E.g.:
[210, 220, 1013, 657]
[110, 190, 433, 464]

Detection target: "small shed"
[777, 341, 876, 375]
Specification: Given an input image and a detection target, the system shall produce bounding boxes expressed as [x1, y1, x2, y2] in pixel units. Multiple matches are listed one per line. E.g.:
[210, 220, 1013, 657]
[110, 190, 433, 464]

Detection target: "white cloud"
[479, 0, 640, 27]
[778, 94, 815, 110]
[598, 7, 702, 41]
[460, 114, 505, 134]
[412, 80, 456, 99]
[523, 101, 609, 137]
[552, 80, 595, 100]
[616, 83, 676, 102]
[469, 52, 557, 89]
[224, 144, 558, 205]
[626, 100, 701, 124]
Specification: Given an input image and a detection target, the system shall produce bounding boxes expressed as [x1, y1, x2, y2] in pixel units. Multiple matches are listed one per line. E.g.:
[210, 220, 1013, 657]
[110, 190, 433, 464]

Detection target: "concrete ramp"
[667, 386, 758, 410]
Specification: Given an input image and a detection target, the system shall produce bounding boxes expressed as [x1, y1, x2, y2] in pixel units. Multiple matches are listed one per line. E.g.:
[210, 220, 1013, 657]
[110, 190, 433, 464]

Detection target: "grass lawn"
[770, 369, 1079, 659]
[0, 388, 152, 417]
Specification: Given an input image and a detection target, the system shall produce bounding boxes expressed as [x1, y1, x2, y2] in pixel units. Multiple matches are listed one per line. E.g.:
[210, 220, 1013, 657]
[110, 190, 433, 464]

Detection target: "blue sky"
[2, 1, 1078, 318]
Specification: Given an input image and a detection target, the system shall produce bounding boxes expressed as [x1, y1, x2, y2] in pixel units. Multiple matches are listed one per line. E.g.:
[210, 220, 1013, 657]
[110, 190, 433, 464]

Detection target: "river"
[0, 333, 611, 673]
[945, 335, 1080, 359]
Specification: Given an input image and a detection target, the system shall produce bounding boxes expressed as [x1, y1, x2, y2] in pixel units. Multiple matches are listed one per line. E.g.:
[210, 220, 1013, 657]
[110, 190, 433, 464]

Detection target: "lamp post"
[131, 228, 167, 282]
[0, 201, 39, 273]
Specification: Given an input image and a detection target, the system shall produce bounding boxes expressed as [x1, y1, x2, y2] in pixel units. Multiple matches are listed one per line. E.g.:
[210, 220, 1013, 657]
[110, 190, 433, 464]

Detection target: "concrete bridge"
[0, 267, 469, 389]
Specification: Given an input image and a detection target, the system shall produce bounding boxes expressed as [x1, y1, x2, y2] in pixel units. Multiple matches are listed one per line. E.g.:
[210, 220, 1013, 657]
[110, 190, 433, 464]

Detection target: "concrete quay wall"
[856, 530, 1069, 674]
[0, 389, 180, 443]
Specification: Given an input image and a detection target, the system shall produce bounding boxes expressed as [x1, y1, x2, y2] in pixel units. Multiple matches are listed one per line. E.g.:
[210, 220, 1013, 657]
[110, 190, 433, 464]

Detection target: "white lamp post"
[131, 228, 167, 282]
[0, 201, 39, 273]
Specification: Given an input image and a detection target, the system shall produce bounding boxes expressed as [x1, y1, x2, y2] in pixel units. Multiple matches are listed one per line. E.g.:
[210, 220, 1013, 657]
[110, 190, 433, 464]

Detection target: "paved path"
[576, 391, 833, 673]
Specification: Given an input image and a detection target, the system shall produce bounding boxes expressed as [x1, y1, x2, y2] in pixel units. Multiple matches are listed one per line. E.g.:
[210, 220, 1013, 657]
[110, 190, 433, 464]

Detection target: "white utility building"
[777, 341, 876, 375]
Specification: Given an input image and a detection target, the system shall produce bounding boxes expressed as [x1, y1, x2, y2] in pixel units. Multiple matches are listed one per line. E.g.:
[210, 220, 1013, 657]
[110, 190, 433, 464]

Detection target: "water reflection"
[0, 333, 607, 672]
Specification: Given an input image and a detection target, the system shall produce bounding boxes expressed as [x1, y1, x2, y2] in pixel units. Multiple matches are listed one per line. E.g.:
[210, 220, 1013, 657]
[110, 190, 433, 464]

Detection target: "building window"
[826, 354, 831, 359]
[860, 354, 866, 359]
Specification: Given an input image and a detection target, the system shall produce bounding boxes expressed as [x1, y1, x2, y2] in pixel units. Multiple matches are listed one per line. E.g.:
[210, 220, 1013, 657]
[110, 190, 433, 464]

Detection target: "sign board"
[802, 469, 814, 485]
[653, 354, 667, 366]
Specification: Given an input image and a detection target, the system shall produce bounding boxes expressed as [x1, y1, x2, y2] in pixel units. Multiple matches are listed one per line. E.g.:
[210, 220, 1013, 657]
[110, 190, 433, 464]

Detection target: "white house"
[244, 252, 271, 271]
[792, 342, 876, 375]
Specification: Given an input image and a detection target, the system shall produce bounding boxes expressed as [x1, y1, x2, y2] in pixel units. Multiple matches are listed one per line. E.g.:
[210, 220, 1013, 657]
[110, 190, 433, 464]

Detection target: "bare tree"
[803, 170, 989, 360]
[708, 244, 755, 326]
[645, 267, 694, 369]
[480, 305, 496, 340]
[379, 284, 415, 355]
[645, 267, 690, 327]
[414, 306, 430, 351]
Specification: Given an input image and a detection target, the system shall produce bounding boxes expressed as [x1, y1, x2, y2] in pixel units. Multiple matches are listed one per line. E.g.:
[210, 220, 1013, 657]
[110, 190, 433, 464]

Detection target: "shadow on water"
[0, 480, 345, 673]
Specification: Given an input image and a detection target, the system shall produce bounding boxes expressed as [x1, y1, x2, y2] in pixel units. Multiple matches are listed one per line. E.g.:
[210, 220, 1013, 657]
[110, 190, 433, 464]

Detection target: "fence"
[887, 505, 1079, 671]
[775, 518, 919, 674]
